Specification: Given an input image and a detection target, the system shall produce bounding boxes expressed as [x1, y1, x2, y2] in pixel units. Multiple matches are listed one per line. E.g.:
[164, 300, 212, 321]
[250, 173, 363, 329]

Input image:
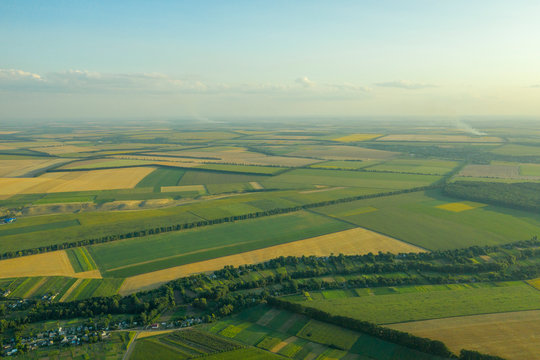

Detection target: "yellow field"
[137, 330, 175, 339]
[0, 159, 72, 177]
[527, 277, 540, 290]
[436, 202, 476, 212]
[119, 227, 425, 294]
[389, 310, 540, 360]
[333, 134, 382, 142]
[0, 251, 101, 279]
[0, 167, 155, 195]
[377, 134, 502, 142]
[161, 185, 206, 193]
[249, 181, 264, 190]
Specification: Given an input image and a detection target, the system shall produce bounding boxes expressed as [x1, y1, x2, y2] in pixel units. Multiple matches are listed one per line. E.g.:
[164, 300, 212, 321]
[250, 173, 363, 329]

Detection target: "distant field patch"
[285, 145, 397, 160]
[459, 164, 521, 179]
[333, 134, 382, 142]
[491, 144, 540, 156]
[519, 163, 540, 176]
[310, 160, 374, 170]
[378, 134, 501, 142]
[119, 227, 424, 294]
[369, 158, 459, 175]
[161, 184, 206, 194]
[436, 202, 476, 212]
[389, 310, 540, 360]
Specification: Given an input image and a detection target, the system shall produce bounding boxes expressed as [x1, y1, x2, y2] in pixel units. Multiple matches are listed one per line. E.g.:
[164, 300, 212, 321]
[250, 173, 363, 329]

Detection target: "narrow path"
[122, 331, 140, 360]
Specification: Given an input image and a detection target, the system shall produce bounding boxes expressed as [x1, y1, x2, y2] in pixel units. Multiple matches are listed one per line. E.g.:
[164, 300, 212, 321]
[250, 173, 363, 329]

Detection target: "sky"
[1, 0, 539, 120]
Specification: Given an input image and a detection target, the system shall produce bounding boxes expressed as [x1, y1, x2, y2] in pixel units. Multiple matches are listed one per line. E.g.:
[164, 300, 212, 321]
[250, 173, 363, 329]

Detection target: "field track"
[389, 310, 540, 360]
[119, 227, 425, 294]
[0, 251, 101, 278]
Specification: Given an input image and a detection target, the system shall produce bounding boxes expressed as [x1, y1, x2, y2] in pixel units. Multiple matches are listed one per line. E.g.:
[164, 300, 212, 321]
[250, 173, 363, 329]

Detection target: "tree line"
[444, 181, 540, 212]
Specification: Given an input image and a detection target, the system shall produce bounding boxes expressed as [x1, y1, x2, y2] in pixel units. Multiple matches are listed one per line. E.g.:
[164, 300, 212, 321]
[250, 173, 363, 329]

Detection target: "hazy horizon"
[1, 0, 540, 120]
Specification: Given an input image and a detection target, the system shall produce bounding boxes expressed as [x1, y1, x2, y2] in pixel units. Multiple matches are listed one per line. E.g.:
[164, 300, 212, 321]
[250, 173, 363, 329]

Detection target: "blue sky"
[1, 0, 539, 119]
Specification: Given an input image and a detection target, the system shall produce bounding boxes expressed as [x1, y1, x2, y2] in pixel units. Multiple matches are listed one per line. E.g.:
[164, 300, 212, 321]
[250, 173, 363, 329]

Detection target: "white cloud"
[374, 80, 437, 90]
[0, 69, 42, 81]
[295, 76, 316, 88]
[0, 69, 371, 99]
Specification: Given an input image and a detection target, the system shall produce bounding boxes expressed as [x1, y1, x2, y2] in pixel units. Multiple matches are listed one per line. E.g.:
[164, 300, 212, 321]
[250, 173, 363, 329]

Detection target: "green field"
[289, 281, 540, 324]
[297, 320, 359, 350]
[88, 211, 353, 277]
[490, 144, 540, 156]
[313, 190, 540, 249]
[66, 247, 98, 272]
[29, 277, 77, 300]
[205, 305, 442, 360]
[135, 167, 186, 190]
[63, 278, 124, 301]
[367, 158, 459, 175]
[519, 163, 540, 176]
[272, 168, 441, 189]
[0, 219, 80, 238]
[130, 329, 243, 360]
[34, 194, 97, 204]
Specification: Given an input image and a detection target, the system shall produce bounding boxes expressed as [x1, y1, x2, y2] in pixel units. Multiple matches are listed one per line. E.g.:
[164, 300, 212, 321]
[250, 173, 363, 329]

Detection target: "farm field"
[367, 158, 459, 175]
[287, 281, 540, 324]
[332, 133, 382, 142]
[376, 134, 502, 142]
[203, 305, 441, 359]
[0, 251, 100, 279]
[271, 168, 441, 189]
[389, 310, 540, 360]
[89, 211, 353, 278]
[313, 190, 540, 249]
[276, 144, 398, 160]
[60, 159, 156, 169]
[2, 121, 540, 360]
[119, 227, 424, 294]
[490, 144, 540, 156]
[0, 158, 72, 177]
[0, 167, 156, 196]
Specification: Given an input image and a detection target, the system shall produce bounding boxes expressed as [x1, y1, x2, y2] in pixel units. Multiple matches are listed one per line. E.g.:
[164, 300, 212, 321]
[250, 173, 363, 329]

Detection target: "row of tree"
[444, 181, 540, 212]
